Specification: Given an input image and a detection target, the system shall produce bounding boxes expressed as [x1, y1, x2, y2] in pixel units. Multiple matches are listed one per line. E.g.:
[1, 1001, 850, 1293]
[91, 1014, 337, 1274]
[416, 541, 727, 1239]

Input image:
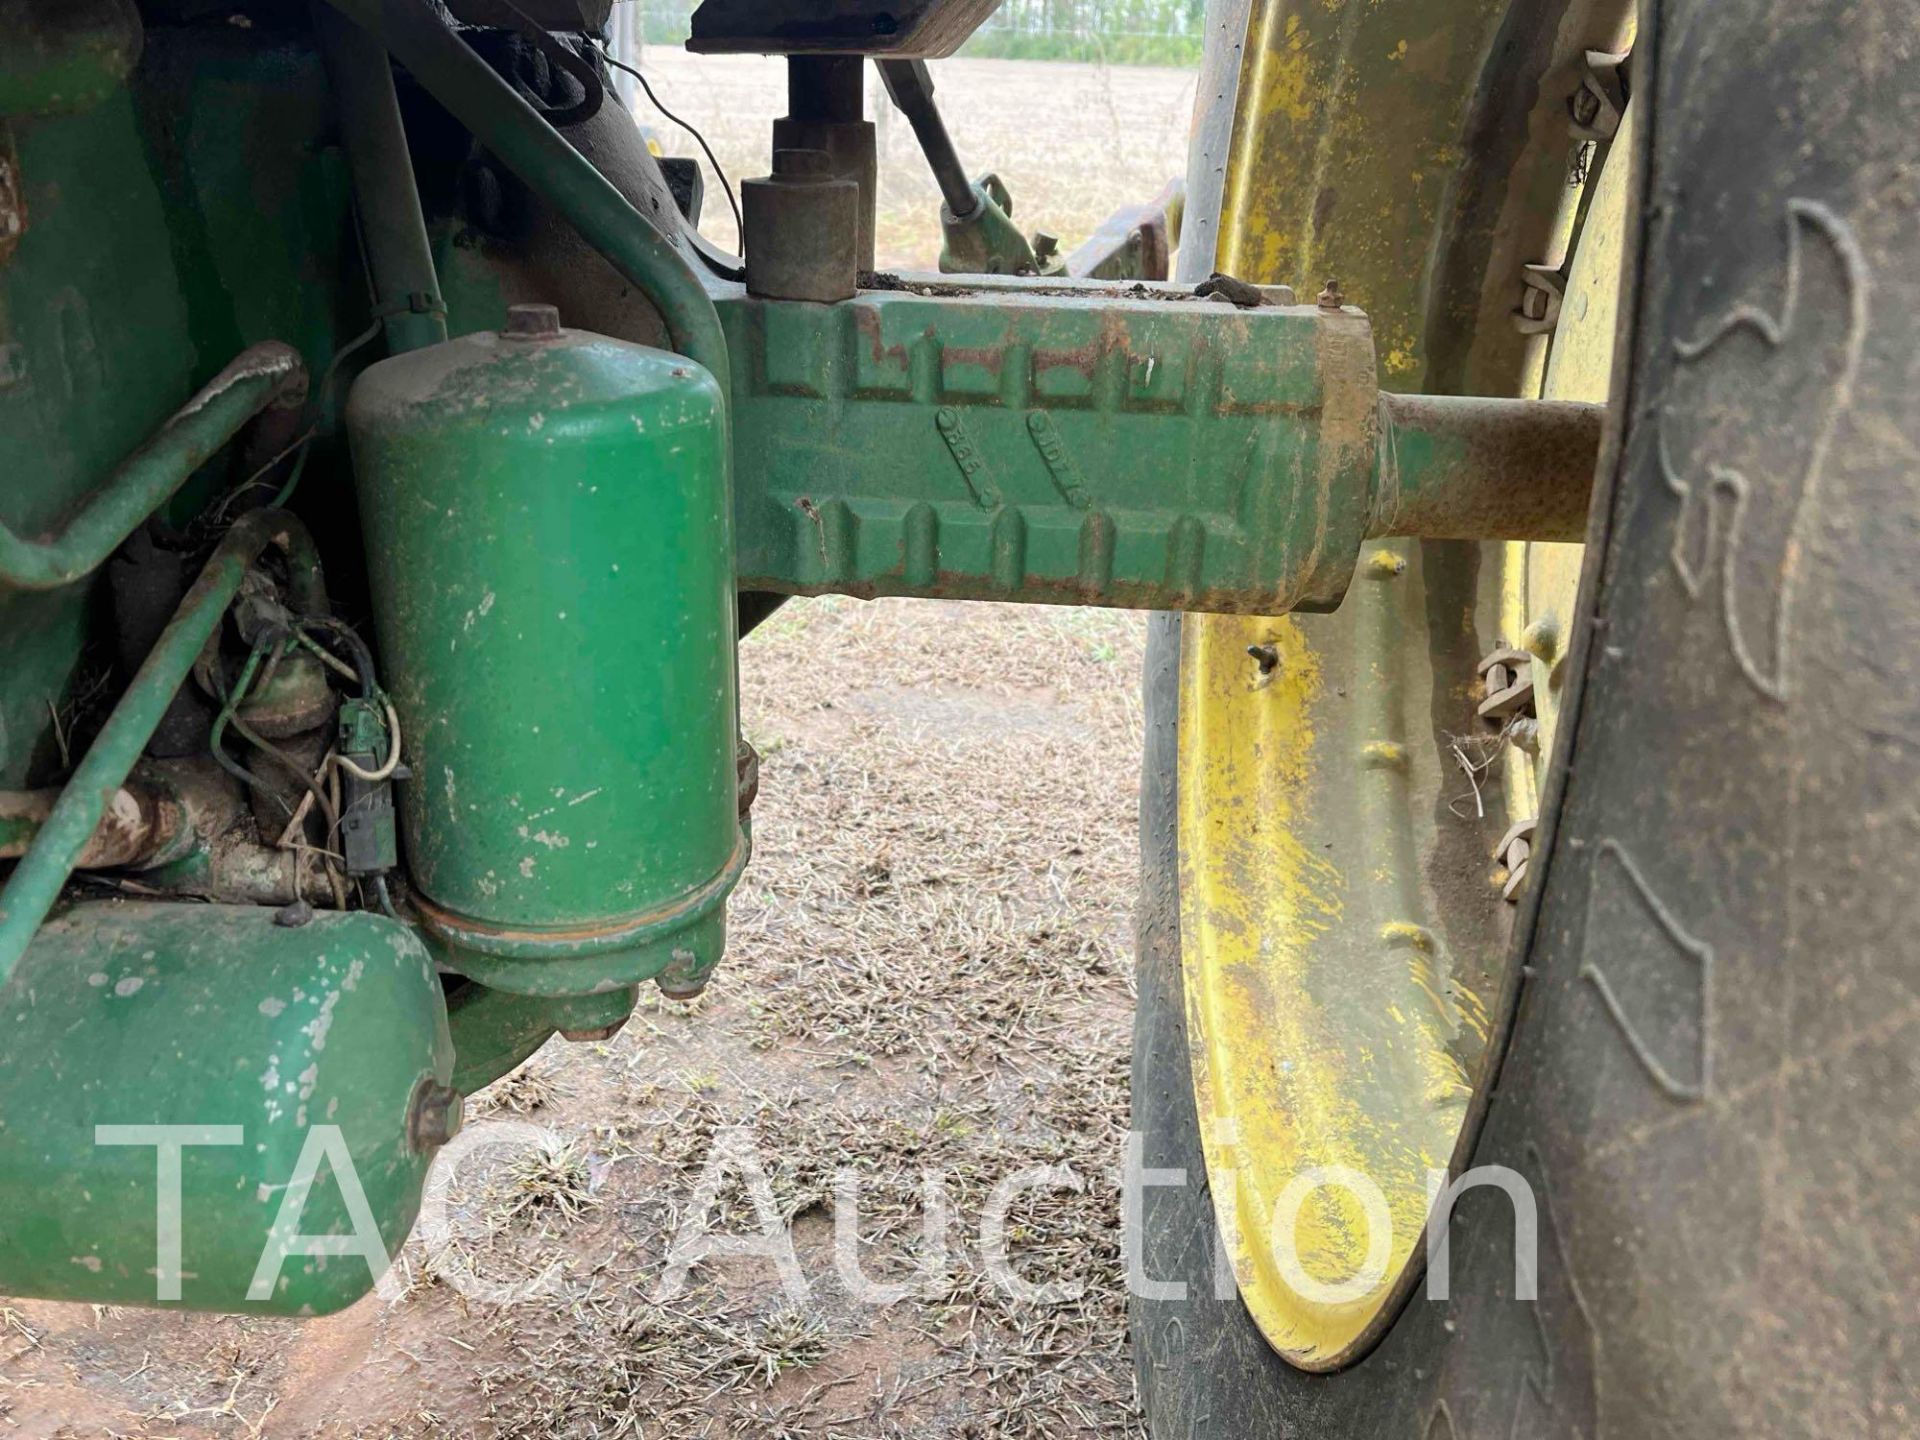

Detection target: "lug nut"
[1513, 264, 1565, 335]
[1568, 49, 1628, 142]
[1477, 646, 1537, 720]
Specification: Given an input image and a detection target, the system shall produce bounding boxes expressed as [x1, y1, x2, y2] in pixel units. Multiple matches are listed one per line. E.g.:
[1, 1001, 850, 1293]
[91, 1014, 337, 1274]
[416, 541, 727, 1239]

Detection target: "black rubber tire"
[1132, 2, 1920, 1435]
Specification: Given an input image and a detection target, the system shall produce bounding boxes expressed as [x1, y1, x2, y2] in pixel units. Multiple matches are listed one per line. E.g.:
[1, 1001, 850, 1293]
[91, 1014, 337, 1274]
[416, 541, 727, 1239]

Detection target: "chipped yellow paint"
[1175, 0, 1629, 1375]
[1182, 0, 1484, 1368]
[1179, 615, 1471, 1364]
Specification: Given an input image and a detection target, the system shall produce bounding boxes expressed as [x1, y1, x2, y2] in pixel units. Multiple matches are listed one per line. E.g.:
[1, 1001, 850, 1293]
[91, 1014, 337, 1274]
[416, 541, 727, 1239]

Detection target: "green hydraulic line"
[0, 342, 306, 591]
[314, 2, 449, 355]
[320, 0, 729, 392]
[0, 509, 327, 988]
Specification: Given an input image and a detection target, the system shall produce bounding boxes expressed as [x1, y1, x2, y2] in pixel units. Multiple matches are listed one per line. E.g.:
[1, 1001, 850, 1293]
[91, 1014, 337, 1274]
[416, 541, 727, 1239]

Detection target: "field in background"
[633, 0, 1208, 68]
[631, 48, 1197, 266]
[0, 54, 1190, 1438]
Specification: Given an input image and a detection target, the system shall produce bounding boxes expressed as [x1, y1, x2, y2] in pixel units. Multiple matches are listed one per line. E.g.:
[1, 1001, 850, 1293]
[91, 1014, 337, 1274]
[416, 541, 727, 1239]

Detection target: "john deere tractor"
[0, 0, 1911, 1433]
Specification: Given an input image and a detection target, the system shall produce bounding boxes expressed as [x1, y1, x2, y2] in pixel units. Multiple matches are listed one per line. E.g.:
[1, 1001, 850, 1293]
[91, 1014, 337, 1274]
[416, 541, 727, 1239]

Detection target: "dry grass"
[420, 599, 1151, 1438]
[473, 1057, 572, 1117]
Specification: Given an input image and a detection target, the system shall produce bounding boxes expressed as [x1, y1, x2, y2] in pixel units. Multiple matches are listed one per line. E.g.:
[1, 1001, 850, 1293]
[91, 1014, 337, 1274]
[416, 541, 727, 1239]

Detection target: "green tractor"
[0, 0, 1910, 1432]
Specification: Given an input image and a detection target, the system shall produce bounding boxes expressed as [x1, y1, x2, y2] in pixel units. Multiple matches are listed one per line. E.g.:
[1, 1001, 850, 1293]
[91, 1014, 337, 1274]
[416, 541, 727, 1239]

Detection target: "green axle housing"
[346, 306, 746, 999]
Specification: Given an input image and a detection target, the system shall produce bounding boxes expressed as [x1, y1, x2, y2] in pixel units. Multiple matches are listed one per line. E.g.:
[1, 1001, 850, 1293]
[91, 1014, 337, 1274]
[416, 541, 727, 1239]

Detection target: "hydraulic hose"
[0, 510, 326, 988]
[0, 343, 307, 591]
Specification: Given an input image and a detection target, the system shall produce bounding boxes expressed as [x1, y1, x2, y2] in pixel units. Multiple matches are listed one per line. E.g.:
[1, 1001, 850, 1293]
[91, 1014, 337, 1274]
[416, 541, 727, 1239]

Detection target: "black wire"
[593, 44, 746, 244]
[302, 616, 379, 698]
[486, 0, 743, 243]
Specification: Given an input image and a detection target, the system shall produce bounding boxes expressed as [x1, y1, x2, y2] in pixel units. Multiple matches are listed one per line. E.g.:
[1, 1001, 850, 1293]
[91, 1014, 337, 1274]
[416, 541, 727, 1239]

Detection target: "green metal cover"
[0, 903, 450, 1314]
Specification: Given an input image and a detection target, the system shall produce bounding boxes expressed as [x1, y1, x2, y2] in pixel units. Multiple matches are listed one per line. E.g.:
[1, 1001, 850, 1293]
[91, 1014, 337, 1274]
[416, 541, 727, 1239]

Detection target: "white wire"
[333, 700, 403, 782]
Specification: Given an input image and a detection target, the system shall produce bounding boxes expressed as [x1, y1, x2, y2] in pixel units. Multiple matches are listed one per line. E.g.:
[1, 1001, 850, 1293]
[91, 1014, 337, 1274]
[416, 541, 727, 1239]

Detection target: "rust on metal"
[0, 127, 24, 266]
[736, 739, 760, 818]
[1477, 645, 1538, 720]
[1371, 393, 1602, 545]
[412, 831, 751, 954]
[0, 780, 177, 868]
[1064, 177, 1184, 282]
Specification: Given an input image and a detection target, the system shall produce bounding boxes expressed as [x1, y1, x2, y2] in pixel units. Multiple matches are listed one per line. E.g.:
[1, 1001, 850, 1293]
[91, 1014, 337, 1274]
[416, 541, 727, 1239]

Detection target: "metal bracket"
[1568, 49, 1629, 142]
[1514, 261, 1567, 335]
[1478, 645, 1538, 720]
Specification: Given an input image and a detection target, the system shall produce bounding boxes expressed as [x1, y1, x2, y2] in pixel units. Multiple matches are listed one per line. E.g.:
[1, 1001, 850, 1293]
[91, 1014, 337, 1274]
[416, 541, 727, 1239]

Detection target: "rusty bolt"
[1031, 230, 1060, 265]
[1317, 279, 1345, 310]
[1246, 642, 1281, 677]
[407, 1081, 463, 1150]
[274, 898, 315, 928]
[1495, 816, 1538, 903]
[1477, 646, 1537, 720]
[503, 302, 563, 339]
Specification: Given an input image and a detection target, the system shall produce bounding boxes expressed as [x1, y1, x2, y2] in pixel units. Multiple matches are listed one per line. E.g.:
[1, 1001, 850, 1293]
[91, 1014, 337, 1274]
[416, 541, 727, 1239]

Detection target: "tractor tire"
[1132, 0, 1920, 1435]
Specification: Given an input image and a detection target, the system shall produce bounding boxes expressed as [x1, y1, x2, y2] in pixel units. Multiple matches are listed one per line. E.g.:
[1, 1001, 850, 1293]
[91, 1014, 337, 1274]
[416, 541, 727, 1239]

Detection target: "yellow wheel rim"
[1173, 0, 1632, 1370]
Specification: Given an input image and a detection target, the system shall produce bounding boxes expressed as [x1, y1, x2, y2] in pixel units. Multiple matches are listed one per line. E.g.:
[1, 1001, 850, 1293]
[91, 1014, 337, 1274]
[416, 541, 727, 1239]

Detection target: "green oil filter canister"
[346, 305, 743, 997]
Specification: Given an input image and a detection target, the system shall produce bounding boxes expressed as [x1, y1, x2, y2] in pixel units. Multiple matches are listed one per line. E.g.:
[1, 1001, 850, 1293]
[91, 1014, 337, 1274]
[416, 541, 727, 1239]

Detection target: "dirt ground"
[0, 598, 1154, 1437]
